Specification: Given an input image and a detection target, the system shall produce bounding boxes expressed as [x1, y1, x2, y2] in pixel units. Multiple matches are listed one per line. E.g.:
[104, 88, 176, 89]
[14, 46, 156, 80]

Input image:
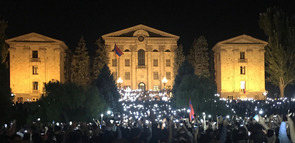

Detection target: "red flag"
[114, 44, 123, 58]
[189, 99, 195, 121]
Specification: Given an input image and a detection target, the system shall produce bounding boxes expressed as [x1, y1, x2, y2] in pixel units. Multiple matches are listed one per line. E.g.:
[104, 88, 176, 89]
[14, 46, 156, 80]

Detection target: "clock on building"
[138, 36, 144, 42]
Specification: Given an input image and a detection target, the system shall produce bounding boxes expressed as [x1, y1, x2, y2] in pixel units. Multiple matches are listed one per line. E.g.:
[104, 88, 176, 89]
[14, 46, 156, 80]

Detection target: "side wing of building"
[212, 35, 267, 100]
[6, 33, 68, 102]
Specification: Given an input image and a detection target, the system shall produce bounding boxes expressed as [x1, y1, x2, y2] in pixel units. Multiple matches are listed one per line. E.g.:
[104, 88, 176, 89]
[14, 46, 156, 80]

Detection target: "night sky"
[1, 0, 295, 54]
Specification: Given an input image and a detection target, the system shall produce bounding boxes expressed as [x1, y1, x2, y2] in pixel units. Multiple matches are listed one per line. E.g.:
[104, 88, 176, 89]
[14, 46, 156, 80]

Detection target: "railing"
[30, 58, 41, 62]
[238, 59, 247, 63]
[137, 65, 146, 69]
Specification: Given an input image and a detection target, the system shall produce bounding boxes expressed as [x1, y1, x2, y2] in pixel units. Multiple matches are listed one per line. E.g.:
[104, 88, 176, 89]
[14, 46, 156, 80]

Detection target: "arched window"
[153, 49, 158, 52]
[138, 49, 145, 66]
[165, 49, 171, 52]
[124, 49, 130, 52]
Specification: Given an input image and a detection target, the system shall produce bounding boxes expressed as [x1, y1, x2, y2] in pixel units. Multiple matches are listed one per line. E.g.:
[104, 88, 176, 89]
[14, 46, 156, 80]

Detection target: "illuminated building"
[6, 33, 68, 102]
[212, 35, 267, 100]
[102, 24, 179, 90]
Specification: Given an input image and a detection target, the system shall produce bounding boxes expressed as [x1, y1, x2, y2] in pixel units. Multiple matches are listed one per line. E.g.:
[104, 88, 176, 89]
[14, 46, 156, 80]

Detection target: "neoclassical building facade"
[212, 35, 267, 100]
[102, 24, 179, 90]
[6, 33, 68, 102]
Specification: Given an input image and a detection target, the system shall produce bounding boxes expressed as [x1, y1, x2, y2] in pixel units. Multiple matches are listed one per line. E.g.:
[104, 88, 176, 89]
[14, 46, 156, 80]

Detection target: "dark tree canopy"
[95, 64, 121, 112]
[35, 82, 105, 122]
[173, 44, 185, 78]
[0, 20, 12, 125]
[188, 36, 210, 78]
[71, 36, 91, 87]
[259, 7, 295, 97]
[92, 37, 109, 81]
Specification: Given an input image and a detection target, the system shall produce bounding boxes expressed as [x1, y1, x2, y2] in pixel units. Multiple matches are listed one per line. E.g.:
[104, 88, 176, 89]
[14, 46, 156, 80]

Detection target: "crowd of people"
[2, 89, 295, 143]
[2, 113, 295, 143]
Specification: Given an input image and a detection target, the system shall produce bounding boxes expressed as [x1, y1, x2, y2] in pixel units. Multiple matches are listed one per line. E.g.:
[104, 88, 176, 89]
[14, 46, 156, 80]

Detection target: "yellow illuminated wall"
[212, 35, 267, 100]
[102, 24, 179, 90]
[6, 33, 68, 102]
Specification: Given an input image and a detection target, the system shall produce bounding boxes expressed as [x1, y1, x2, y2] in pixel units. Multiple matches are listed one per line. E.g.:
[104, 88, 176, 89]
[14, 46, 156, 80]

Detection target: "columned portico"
[102, 24, 179, 90]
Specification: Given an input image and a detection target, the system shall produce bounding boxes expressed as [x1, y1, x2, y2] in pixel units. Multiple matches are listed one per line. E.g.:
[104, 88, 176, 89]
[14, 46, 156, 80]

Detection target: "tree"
[175, 75, 228, 116]
[173, 44, 185, 79]
[95, 64, 120, 112]
[259, 8, 295, 97]
[34, 82, 105, 122]
[0, 20, 8, 66]
[171, 59, 194, 107]
[71, 36, 91, 87]
[92, 37, 109, 81]
[0, 20, 12, 125]
[188, 36, 210, 78]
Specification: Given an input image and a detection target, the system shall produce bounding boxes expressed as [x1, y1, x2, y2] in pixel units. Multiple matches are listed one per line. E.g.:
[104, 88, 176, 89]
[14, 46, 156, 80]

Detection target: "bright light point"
[187, 109, 191, 113]
[226, 115, 230, 119]
[107, 110, 111, 115]
[37, 118, 40, 121]
[69, 121, 72, 125]
[259, 110, 263, 115]
[208, 115, 212, 118]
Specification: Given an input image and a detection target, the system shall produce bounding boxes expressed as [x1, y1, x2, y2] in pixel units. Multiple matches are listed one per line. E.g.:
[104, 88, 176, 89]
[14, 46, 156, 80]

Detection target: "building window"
[138, 49, 145, 66]
[112, 59, 117, 67]
[153, 72, 159, 80]
[166, 72, 171, 80]
[32, 66, 38, 75]
[240, 81, 246, 93]
[240, 52, 245, 59]
[153, 59, 158, 67]
[33, 82, 38, 90]
[240, 66, 246, 75]
[125, 72, 130, 80]
[166, 59, 171, 67]
[32, 51, 38, 58]
[153, 86, 159, 91]
[125, 59, 130, 67]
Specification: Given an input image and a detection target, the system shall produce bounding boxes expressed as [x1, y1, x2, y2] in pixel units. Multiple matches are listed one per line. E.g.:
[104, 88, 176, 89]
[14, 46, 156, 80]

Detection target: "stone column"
[131, 45, 137, 89]
[159, 45, 165, 89]
[147, 45, 152, 90]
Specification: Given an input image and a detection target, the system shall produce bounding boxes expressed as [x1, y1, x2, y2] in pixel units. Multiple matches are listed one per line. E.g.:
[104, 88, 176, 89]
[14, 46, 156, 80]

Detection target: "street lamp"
[117, 77, 123, 89]
[162, 77, 167, 90]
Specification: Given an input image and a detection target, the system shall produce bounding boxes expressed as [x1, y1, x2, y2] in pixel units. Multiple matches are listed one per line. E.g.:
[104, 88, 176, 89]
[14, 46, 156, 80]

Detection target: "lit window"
[240, 66, 246, 75]
[153, 59, 158, 67]
[125, 59, 130, 67]
[166, 59, 171, 67]
[32, 66, 38, 75]
[32, 51, 38, 58]
[240, 81, 246, 93]
[138, 49, 145, 66]
[240, 52, 245, 59]
[33, 82, 38, 90]
[112, 59, 117, 67]
[153, 72, 159, 80]
[166, 72, 171, 80]
[125, 72, 130, 80]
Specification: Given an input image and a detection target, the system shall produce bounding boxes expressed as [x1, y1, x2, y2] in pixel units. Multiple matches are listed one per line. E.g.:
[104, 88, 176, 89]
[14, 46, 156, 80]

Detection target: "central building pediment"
[102, 24, 179, 39]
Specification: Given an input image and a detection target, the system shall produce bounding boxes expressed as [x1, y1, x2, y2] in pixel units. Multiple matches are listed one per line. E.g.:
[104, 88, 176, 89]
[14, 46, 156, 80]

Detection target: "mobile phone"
[254, 115, 259, 121]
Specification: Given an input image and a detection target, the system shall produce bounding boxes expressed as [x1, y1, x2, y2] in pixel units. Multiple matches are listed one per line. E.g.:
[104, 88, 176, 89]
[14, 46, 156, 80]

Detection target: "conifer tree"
[0, 20, 12, 124]
[71, 36, 90, 87]
[259, 8, 295, 97]
[92, 37, 109, 80]
[188, 36, 210, 78]
[95, 64, 120, 112]
[173, 44, 185, 79]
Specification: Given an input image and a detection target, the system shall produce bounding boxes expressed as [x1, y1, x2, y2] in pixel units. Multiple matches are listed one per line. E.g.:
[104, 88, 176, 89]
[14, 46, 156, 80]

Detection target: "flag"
[189, 99, 195, 121]
[114, 44, 123, 58]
